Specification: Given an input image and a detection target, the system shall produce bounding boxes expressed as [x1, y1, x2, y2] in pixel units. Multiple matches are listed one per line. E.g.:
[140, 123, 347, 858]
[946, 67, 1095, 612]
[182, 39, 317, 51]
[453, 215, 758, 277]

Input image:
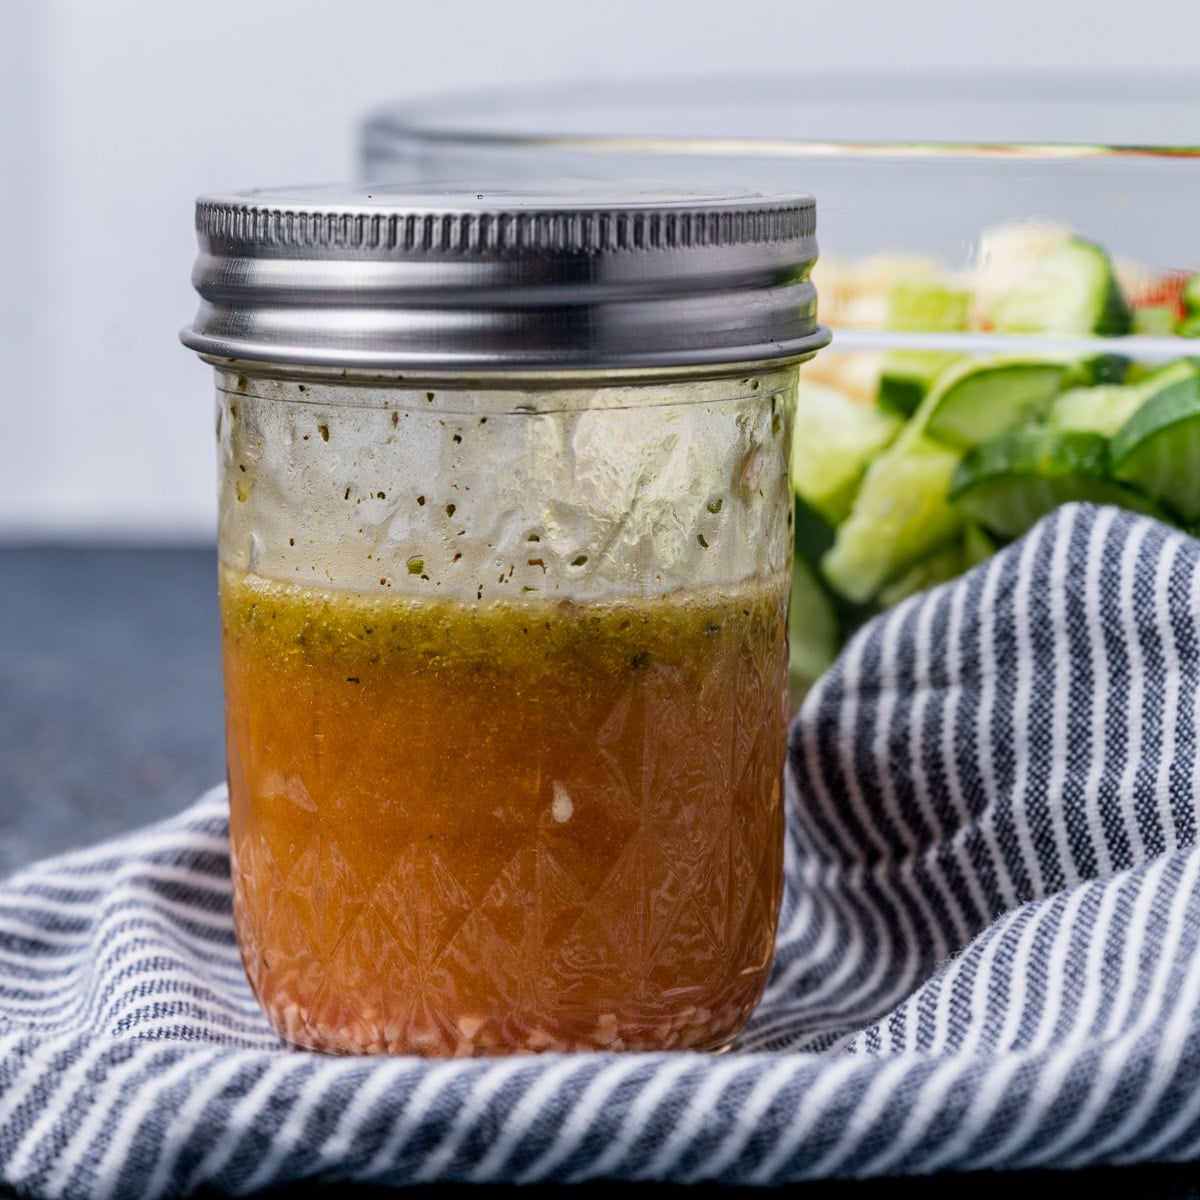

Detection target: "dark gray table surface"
[0, 544, 226, 878]
[1, 543, 1197, 1199]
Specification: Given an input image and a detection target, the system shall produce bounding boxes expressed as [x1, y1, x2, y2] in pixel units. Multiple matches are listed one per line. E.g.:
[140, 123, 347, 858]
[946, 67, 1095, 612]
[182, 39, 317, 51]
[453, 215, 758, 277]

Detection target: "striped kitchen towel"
[3, 500, 1200, 1198]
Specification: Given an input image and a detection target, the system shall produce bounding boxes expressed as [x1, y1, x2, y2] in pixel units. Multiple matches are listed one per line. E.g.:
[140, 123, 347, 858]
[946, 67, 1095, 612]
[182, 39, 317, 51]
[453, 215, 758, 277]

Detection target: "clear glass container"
[183, 186, 828, 1056]
[360, 72, 1200, 699]
[215, 366, 795, 1055]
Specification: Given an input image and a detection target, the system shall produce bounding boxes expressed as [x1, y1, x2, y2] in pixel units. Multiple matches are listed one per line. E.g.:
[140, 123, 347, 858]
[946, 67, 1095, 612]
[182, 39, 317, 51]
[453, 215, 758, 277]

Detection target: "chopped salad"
[790, 222, 1200, 697]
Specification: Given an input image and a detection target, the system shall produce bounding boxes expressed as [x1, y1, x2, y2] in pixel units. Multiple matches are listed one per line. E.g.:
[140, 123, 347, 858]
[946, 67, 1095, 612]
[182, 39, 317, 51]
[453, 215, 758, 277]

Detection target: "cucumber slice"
[788, 554, 840, 705]
[1110, 361, 1200, 521]
[949, 428, 1158, 539]
[1047, 384, 1146, 438]
[963, 521, 1000, 567]
[917, 356, 1069, 449]
[1184, 274, 1200, 318]
[873, 521, 1001, 608]
[821, 428, 963, 603]
[877, 277, 971, 416]
[1061, 353, 1130, 387]
[793, 493, 836, 572]
[876, 538, 968, 608]
[886, 277, 972, 333]
[1133, 304, 1182, 336]
[878, 350, 964, 417]
[989, 236, 1131, 337]
[791, 380, 902, 525]
[1123, 357, 1200, 398]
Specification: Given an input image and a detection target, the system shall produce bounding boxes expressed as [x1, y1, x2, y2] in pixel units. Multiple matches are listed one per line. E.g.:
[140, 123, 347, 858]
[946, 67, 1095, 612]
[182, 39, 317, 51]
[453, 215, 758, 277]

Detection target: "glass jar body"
[216, 363, 797, 1056]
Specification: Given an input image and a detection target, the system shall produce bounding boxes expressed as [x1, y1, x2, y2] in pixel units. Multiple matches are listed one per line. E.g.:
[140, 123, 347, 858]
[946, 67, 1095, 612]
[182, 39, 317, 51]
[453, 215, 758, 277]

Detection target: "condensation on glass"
[183, 185, 829, 1056]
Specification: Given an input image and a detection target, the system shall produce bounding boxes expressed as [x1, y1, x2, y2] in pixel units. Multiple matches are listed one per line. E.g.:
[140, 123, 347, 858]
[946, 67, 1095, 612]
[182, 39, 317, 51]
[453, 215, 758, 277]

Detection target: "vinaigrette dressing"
[221, 566, 789, 1055]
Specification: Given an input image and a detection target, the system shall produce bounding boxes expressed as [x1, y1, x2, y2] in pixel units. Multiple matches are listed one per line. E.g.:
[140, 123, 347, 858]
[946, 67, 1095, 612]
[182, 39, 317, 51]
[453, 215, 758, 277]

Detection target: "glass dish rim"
[361, 69, 1200, 161]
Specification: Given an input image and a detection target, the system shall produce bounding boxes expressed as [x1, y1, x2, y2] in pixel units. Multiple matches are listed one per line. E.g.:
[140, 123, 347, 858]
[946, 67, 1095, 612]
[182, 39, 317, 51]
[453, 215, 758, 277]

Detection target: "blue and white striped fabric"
[4, 501, 1200, 1198]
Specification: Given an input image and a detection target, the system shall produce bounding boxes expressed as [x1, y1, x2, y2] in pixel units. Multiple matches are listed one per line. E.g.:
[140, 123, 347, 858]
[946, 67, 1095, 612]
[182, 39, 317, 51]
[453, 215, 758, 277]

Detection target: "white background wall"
[2, 0, 1196, 541]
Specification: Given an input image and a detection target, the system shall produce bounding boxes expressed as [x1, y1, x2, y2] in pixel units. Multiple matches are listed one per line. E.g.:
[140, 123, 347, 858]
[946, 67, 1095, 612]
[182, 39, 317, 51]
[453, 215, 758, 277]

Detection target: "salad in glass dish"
[791, 221, 1200, 696]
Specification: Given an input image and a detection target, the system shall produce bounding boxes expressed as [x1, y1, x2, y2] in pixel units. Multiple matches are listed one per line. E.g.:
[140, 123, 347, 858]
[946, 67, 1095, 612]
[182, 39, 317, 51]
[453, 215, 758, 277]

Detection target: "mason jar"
[182, 186, 828, 1057]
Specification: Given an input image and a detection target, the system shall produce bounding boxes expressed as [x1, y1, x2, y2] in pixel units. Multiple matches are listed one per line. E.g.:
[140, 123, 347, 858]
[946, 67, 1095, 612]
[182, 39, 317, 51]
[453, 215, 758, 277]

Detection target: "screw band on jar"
[183, 185, 828, 371]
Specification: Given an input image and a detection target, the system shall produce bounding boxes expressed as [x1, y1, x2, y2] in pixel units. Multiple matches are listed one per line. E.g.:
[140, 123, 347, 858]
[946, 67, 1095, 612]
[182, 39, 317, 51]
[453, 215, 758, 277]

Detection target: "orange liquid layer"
[221, 567, 789, 1056]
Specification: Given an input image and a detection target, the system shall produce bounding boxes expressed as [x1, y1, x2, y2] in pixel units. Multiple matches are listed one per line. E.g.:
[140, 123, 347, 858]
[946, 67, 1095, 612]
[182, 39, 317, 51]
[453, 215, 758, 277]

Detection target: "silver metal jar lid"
[181, 184, 830, 371]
